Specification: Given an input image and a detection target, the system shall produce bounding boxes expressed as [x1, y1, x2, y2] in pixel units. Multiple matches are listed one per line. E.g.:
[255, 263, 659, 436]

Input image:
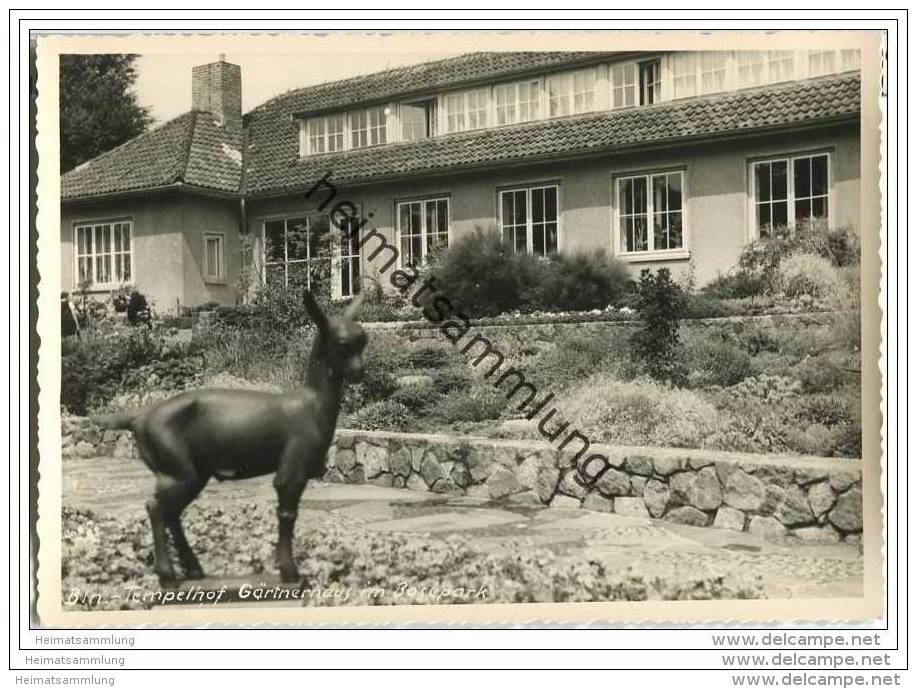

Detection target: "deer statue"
[93, 290, 367, 583]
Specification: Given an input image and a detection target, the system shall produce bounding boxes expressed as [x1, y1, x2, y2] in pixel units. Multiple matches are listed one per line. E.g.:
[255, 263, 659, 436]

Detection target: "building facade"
[60, 50, 862, 310]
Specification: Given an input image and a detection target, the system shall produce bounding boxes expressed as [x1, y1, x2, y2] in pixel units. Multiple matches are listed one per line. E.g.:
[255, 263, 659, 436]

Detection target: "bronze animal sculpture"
[93, 290, 367, 583]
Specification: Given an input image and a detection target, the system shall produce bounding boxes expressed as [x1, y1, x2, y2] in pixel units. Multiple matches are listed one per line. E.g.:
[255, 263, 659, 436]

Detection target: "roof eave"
[244, 112, 860, 200]
[61, 181, 240, 205]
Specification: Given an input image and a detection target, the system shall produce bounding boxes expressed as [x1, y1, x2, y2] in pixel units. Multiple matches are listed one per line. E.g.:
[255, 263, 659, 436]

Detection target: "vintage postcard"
[34, 29, 886, 626]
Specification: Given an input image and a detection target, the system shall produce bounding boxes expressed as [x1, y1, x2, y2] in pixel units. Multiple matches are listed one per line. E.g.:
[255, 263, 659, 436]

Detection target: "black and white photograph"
[34, 29, 884, 627]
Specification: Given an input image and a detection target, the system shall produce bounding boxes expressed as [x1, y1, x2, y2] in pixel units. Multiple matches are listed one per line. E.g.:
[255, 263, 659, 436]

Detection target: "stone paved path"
[63, 457, 863, 600]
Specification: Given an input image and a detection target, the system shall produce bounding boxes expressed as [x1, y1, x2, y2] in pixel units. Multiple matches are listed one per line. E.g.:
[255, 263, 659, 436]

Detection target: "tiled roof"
[61, 110, 243, 201]
[243, 72, 861, 196]
[249, 51, 612, 118]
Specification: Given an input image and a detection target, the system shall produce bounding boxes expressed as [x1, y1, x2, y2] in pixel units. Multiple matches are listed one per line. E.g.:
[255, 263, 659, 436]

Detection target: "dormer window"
[611, 62, 637, 109]
[700, 52, 728, 93]
[737, 51, 795, 88]
[401, 99, 437, 140]
[671, 53, 699, 99]
[671, 52, 729, 99]
[639, 59, 661, 105]
[547, 68, 596, 117]
[494, 79, 540, 125]
[296, 51, 860, 158]
[351, 106, 387, 148]
[445, 88, 489, 133]
[308, 114, 345, 154]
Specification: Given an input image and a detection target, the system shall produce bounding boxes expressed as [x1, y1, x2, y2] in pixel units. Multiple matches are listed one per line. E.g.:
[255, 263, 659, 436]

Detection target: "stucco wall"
[246, 123, 860, 289]
[60, 191, 240, 312]
[178, 195, 243, 308]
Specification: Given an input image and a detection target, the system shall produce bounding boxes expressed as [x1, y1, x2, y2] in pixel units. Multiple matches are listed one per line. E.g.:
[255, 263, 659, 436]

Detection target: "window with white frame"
[699, 52, 728, 94]
[616, 171, 685, 254]
[546, 74, 572, 117]
[547, 69, 596, 118]
[499, 184, 559, 256]
[736, 50, 796, 89]
[74, 220, 132, 288]
[807, 50, 837, 78]
[767, 51, 796, 83]
[639, 59, 662, 105]
[671, 52, 727, 99]
[445, 88, 489, 133]
[610, 62, 637, 109]
[840, 49, 860, 71]
[308, 114, 345, 154]
[203, 232, 225, 282]
[671, 53, 699, 99]
[494, 79, 540, 126]
[397, 198, 450, 267]
[572, 69, 596, 113]
[263, 215, 332, 293]
[351, 106, 387, 149]
[338, 218, 362, 297]
[751, 153, 830, 238]
[400, 99, 437, 140]
[736, 51, 767, 88]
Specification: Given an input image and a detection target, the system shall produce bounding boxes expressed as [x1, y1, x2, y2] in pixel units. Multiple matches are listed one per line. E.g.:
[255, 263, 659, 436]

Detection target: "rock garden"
[59, 220, 866, 605]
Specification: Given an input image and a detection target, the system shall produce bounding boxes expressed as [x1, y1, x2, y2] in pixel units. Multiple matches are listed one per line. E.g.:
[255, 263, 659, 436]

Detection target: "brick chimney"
[191, 55, 242, 128]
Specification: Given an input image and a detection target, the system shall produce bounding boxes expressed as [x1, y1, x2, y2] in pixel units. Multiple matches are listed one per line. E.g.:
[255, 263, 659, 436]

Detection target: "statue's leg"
[141, 415, 203, 583]
[164, 473, 209, 579]
[273, 442, 309, 583]
[146, 488, 175, 583]
[135, 434, 178, 583]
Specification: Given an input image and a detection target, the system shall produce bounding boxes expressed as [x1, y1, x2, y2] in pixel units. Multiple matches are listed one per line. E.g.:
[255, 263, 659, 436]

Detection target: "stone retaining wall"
[61, 419, 862, 544]
[362, 311, 837, 343]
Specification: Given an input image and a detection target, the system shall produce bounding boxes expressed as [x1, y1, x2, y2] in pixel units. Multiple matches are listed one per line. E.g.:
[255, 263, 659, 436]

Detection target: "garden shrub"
[737, 325, 783, 357]
[428, 227, 538, 317]
[429, 385, 507, 424]
[209, 277, 332, 333]
[430, 370, 472, 395]
[721, 374, 803, 404]
[389, 383, 443, 415]
[705, 376, 805, 455]
[702, 271, 771, 300]
[792, 220, 861, 267]
[526, 331, 629, 393]
[682, 293, 744, 319]
[781, 423, 834, 456]
[826, 402, 863, 458]
[630, 268, 687, 385]
[822, 226, 861, 267]
[61, 328, 199, 414]
[121, 358, 203, 394]
[345, 400, 414, 432]
[557, 375, 722, 449]
[429, 227, 632, 317]
[355, 280, 417, 322]
[188, 300, 221, 314]
[210, 304, 264, 330]
[347, 367, 399, 408]
[522, 250, 632, 312]
[775, 253, 845, 300]
[708, 222, 860, 302]
[196, 322, 295, 380]
[788, 352, 858, 394]
[684, 334, 756, 388]
[404, 346, 451, 370]
[792, 391, 856, 427]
